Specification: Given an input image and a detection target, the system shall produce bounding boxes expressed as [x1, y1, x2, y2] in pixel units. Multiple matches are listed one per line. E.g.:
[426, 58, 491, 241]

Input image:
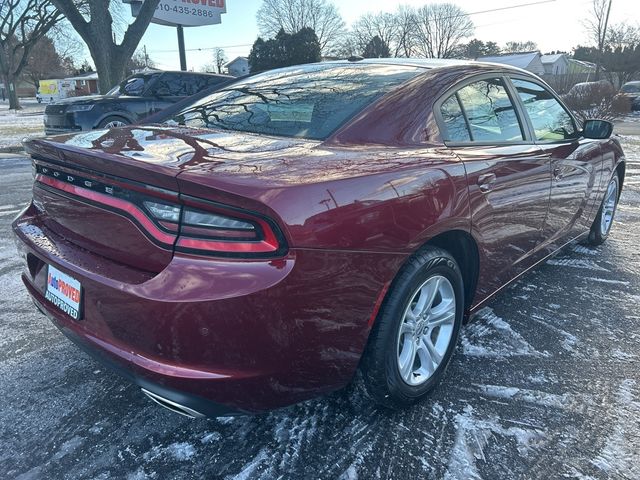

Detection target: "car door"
[437, 76, 552, 301]
[509, 77, 602, 252]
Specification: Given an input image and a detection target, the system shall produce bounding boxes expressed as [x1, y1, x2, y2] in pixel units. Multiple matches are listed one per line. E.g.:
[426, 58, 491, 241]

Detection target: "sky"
[121, 0, 640, 72]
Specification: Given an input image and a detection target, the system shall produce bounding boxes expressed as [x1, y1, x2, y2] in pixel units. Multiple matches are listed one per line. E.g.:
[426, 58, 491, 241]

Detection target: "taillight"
[145, 196, 287, 258]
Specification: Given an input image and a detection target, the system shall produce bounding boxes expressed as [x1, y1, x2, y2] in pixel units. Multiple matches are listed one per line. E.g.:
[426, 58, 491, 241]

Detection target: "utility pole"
[595, 0, 613, 81]
[177, 25, 187, 71]
[143, 45, 149, 68]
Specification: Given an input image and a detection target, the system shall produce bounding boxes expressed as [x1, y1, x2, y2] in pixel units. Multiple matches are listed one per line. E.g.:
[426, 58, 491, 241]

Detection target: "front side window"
[169, 64, 422, 140]
[512, 78, 577, 141]
[453, 78, 524, 142]
[118, 74, 157, 96]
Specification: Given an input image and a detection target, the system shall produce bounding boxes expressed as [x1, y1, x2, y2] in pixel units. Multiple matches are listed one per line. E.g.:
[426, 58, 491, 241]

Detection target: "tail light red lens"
[175, 197, 286, 257]
[143, 196, 286, 258]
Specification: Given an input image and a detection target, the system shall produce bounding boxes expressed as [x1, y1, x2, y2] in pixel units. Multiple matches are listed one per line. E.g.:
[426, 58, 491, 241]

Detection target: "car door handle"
[477, 173, 496, 192]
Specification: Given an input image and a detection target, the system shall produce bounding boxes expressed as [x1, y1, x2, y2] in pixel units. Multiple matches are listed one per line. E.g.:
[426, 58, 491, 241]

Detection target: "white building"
[225, 57, 249, 77]
[541, 54, 570, 75]
[477, 52, 546, 76]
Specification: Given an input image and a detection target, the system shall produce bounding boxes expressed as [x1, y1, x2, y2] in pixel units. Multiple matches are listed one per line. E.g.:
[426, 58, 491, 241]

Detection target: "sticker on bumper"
[45, 265, 82, 320]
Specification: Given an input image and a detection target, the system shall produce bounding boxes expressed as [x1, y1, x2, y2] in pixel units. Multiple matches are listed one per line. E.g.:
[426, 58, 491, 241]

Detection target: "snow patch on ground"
[444, 406, 545, 480]
[228, 448, 269, 480]
[0, 100, 45, 149]
[546, 257, 609, 272]
[590, 380, 640, 478]
[462, 308, 547, 358]
[471, 384, 580, 411]
[582, 277, 630, 286]
[143, 442, 197, 462]
[52, 436, 85, 460]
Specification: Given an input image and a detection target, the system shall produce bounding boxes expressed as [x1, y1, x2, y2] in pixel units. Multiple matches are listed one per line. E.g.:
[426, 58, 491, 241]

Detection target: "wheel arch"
[615, 160, 626, 199]
[423, 230, 480, 312]
[93, 112, 134, 129]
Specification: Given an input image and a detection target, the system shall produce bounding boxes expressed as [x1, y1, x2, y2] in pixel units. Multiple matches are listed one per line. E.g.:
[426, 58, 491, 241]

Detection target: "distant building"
[65, 72, 100, 95]
[541, 54, 570, 75]
[225, 57, 249, 77]
[477, 51, 545, 76]
[567, 59, 598, 75]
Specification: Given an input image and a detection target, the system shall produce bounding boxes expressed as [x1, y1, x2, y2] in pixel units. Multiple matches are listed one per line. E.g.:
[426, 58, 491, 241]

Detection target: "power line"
[147, 43, 254, 54]
[453, 0, 558, 19]
[146, 0, 560, 54]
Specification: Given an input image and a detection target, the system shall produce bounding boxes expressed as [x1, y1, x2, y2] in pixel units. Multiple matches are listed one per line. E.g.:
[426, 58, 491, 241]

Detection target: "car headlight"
[67, 104, 94, 112]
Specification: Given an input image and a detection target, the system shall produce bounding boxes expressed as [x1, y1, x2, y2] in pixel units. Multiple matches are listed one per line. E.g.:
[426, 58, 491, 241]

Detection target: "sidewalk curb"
[0, 146, 26, 155]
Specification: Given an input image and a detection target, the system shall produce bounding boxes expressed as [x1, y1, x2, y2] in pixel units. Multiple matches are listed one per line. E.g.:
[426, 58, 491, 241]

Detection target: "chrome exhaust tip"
[141, 388, 206, 419]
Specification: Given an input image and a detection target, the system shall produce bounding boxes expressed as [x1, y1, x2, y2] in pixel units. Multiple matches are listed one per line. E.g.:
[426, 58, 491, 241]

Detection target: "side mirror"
[582, 119, 613, 139]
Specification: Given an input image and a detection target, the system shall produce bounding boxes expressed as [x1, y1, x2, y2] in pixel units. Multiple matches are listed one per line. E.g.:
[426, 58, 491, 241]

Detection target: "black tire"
[98, 116, 130, 129]
[360, 246, 464, 409]
[588, 174, 620, 246]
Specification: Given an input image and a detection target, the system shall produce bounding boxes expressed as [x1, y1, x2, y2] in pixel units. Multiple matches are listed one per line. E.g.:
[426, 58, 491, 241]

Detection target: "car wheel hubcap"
[396, 275, 456, 387]
[104, 120, 126, 128]
[600, 178, 618, 236]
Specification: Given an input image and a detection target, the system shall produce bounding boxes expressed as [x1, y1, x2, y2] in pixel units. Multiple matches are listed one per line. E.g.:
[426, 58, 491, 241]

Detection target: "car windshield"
[168, 64, 423, 140]
[110, 74, 157, 97]
[622, 84, 640, 93]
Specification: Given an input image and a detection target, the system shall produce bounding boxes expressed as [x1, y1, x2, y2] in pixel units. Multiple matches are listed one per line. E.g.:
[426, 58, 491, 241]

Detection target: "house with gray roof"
[541, 54, 570, 75]
[476, 51, 545, 75]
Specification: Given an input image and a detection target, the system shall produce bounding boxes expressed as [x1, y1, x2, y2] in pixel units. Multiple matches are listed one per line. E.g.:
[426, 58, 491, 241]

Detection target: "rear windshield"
[622, 84, 640, 93]
[167, 64, 423, 140]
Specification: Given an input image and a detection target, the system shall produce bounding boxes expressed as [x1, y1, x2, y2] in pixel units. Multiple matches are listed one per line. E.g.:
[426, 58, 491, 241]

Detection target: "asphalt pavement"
[1, 138, 639, 480]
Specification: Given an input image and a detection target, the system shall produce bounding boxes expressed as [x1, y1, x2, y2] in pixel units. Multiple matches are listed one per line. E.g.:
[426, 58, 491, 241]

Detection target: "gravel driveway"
[1, 137, 639, 480]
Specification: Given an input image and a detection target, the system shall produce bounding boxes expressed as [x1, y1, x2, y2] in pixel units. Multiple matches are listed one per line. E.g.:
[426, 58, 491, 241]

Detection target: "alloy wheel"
[103, 120, 127, 129]
[396, 275, 456, 387]
[600, 178, 618, 236]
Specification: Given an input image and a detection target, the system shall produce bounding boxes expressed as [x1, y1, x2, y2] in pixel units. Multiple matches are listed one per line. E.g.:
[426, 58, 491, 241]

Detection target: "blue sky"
[124, 0, 639, 71]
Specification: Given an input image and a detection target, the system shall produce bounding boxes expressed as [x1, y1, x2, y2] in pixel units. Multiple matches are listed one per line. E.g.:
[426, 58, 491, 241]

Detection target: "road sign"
[124, 0, 227, 27]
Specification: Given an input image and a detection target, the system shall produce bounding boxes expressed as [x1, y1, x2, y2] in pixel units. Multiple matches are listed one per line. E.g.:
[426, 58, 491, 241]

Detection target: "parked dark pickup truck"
[43, 70, 232, 135]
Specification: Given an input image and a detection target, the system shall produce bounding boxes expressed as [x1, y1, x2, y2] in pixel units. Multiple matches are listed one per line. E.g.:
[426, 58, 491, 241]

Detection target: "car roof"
[278, 57, 536, 77]
[131, 70, 231, 78]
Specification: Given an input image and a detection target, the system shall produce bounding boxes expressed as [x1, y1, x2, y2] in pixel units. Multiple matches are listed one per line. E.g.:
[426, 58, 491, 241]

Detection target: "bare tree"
[214, 48, 227, 74]
[606, 22, 640, 50]
[22, 36, 68, 90]
[395, 5, 418, 58]
[0, 0, 63, 109]
[256, 0, 345, 54]
[503, 40, 538, 53]
[349, 12, 400, 57]
[51, 0, 161, 93]
[584, 0, 613, 80]
[412, 3, 474, 59]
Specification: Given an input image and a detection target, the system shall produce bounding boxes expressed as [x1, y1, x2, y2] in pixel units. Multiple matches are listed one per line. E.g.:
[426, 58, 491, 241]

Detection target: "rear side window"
[183, 74, 227, 96]
[455, 79, 523, 142]
[153, 73, 191, 97]
[511, 79, 577, 141]
[440, 94, 470, 142]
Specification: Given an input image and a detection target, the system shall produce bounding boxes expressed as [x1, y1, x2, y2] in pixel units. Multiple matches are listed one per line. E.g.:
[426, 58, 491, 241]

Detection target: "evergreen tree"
[249, 27, 322, 73]
[363, 35, 391, 58]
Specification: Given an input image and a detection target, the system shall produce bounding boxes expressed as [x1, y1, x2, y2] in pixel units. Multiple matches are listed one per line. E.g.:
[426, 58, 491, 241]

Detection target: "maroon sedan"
[13, 60, 625, 417]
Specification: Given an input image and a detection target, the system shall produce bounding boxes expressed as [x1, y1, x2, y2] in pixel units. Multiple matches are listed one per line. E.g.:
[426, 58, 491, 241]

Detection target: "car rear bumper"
[13, 203, 403, 414]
